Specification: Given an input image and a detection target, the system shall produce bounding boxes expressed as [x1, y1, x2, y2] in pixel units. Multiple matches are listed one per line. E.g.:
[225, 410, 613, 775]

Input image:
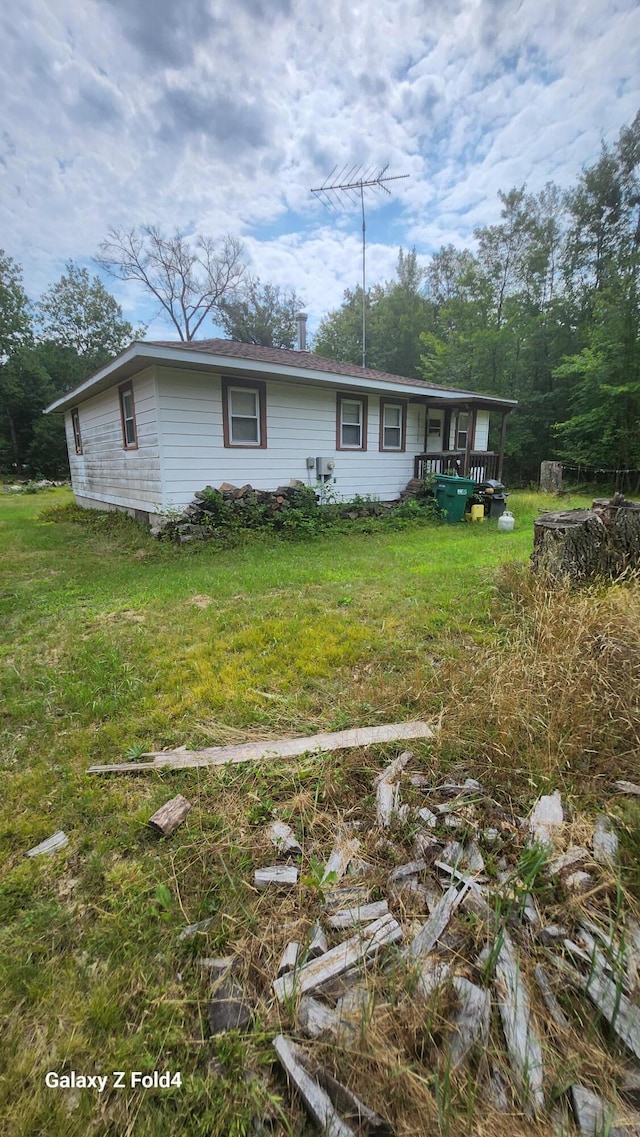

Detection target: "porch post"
[497, 412, 509, 481]
[465, 407, 475, 477]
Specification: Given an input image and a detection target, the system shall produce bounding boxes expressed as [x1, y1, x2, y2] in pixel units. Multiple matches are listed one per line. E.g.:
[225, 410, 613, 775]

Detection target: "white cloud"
[0, 0, 638, 333]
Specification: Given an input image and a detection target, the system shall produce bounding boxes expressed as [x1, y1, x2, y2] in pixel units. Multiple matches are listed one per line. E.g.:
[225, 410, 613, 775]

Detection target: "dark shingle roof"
[147, 338, 447, 391]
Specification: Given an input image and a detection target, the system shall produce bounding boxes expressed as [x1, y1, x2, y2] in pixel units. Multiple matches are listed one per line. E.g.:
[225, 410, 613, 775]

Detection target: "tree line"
[1, 108, 638, 482]
[315, 110, 640, 483]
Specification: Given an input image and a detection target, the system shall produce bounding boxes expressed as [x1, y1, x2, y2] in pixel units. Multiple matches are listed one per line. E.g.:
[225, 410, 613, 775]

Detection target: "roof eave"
[45, 341, 518, 413]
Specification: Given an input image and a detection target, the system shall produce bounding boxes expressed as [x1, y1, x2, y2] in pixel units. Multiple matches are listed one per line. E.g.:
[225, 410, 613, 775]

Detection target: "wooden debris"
[323, 886, 371, 913]
[315, 1066, 395, 1136]
[327, 901, 389, 930]
[534, 965, 569, 1030]
[493, 930, 545, 1112]
[548, 847, 589, 876]
[307, 922, 328, 959]
[273, 914, 403, 1003]
[207, 976, 252, 1034]
[148, 793, 192, 837]
[415, 957, 452, 997]
[570, 1084, 617, 1136]
[323, 836, 361, 884]
[409, 774, 430, 787]
[376, 780, 400, 828]
[564, 870, 592, 895]
[268, 820, 302, 856]
[438, 778, 483, 797]
[553, 955, 640, 1061]
[529, 791, 563, 848]
[413, 831, 441, 860]
[449, 977, 491, 1067]
[372, 750, 413, 788]
[538, 925, 569, 946]
[439, 840, 465, 867]
[465, 842, 485, 873]
[254, 865, 298, 891]
[592, 817, 618, 865]
[178, 916, 215, 940]
[416, 807, 438, 827]
[613, 781, 640, 796]
[199, 956, 234, 975]
[408, 883, 468, 959]
[273, 1034, 356, 1137]
[619, 1067, 640, 1108]
[277, 942, 301, 977]
[388, 859, 426, 884]
[25, 830, 68, 857]
[88, 721, 436, 774]
[297, 997, 346, 1040]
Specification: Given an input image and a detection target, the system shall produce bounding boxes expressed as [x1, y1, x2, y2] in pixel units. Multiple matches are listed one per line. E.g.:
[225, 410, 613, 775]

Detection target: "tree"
[38, 262, 141, 372]
[0, 250, 31, 358]
[96, 226, 246, 341]
[218, 278, 304, 347]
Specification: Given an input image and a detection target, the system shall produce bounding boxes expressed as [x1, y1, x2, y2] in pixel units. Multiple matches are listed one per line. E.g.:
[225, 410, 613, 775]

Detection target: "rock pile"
[151, 481, 314, 541]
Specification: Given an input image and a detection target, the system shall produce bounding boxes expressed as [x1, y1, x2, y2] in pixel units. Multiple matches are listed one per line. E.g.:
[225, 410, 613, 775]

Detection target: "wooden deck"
[414, 451, 501, 482]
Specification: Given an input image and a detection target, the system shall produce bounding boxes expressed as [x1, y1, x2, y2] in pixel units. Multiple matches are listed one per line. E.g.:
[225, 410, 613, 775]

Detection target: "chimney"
[296, 312, 307, 351]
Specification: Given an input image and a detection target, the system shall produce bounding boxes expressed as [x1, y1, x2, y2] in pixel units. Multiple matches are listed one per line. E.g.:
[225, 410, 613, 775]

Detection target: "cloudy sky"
[1, 0, 639, 339]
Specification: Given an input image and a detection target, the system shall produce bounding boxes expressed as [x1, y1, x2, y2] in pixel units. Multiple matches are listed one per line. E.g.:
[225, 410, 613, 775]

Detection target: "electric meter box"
[316, 457, 336, 478]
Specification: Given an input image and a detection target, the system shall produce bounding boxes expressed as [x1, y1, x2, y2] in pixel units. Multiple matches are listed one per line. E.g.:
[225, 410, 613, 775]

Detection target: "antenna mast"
[311, 165, 409, 367]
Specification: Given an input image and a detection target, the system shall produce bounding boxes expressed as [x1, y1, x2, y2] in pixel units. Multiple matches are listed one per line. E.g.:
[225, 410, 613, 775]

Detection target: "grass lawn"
[1, 488, 638, 1136]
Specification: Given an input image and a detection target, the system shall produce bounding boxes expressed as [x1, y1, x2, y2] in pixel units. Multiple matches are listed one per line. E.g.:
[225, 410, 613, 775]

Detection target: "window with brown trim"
[119, 383, 138, 449]
[455, 411, 470, 450]
[71, 407, 83, 455]
[379, 398, 407, 451]
[337, 392, 368, 450]
[221, 378, 267, 448]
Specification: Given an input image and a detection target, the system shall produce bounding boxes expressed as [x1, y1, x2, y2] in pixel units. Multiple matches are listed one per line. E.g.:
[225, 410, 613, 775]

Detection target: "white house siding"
[66, 368, 162, 516]
[157, 366, 426, 509]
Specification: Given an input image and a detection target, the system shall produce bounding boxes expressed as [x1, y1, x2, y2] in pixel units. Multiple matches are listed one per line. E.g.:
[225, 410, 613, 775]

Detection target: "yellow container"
[470, 504, 485, 523]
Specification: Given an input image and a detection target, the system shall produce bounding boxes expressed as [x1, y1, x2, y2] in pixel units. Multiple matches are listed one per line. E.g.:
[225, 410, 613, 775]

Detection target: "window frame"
[119, 382, 138, 450]
[221, 377, 267, 449]
[379, 398, 407, 452]
[336, 392, 368, 451]
[455, 411, 470, 451]
[71, 407, 83, 455]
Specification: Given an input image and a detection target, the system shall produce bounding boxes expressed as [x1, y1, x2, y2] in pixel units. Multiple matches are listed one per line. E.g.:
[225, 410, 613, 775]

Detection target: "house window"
[71, 408, 83, 455]
[380, 399, 406, 451]
[222, 378, 267, 448]
[119, 383, 138, 449]
[455, 412, 470, 450]
[337, 393, 368, 450]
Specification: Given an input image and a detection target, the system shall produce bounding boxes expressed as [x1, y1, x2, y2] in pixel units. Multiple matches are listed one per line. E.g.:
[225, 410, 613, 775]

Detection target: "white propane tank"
[498, 509, 515, 532]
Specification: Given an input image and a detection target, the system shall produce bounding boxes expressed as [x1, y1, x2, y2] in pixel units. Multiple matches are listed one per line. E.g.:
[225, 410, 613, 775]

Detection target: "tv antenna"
[311, 164, 409, 367]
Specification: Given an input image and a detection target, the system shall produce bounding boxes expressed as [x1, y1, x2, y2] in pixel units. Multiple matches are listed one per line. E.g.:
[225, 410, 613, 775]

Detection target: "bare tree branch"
[96, 227, 247, 341]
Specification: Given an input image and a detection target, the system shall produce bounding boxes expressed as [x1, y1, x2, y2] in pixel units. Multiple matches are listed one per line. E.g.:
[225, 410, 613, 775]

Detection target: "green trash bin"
[433, 473, 476, 523]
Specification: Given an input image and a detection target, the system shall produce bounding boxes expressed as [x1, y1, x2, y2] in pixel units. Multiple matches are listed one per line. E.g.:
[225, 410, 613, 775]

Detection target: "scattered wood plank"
[297, 996, 346, 1040]
[372, 750, 413, 788]
[416, 807, 438, 827]
[88, 721, 437, 774]
[148, 794, 192, 837]
[581, 962, 640, 1060]
[254, 866, 298, 891]
[592, 817, 618, 866]
[268, 820, 302, 856]
[529, 791, 563, 849]
[407, 882, 469, 959]
[493, 930, 545, 1113]
[323, 836, 361, 884]
[376, 780, 400, 828]
[533, 965, 569, 1030]
[315, 1066, 395, 1136]
[25, 830, 68, 857]
[415, 957, 452, 998]
[323, 886, 371, 913]
[327, 901, 389, 930]
[613, 781, 640, 796]
[570, 1084, 617, 1137]
[387, 859, 426, 884]
[277, 942, 300, 977]
[208, 975, 252, 1034]
[449, 977, 491, 1067]
[273, 914, 403, 1003]
[564, 871, 592, 895]
[547, 847, 590, 877]
[178, 916, 215, 940]
[307, 923, 328, 959]
[273, 1034, 356, 1137]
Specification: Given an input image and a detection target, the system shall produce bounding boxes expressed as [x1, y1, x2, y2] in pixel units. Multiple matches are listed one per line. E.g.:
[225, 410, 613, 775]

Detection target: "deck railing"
[414, 451, 500, 482]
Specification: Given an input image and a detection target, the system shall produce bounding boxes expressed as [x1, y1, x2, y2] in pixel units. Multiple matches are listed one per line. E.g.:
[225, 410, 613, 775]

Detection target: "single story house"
[45, 337, 517, 523]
